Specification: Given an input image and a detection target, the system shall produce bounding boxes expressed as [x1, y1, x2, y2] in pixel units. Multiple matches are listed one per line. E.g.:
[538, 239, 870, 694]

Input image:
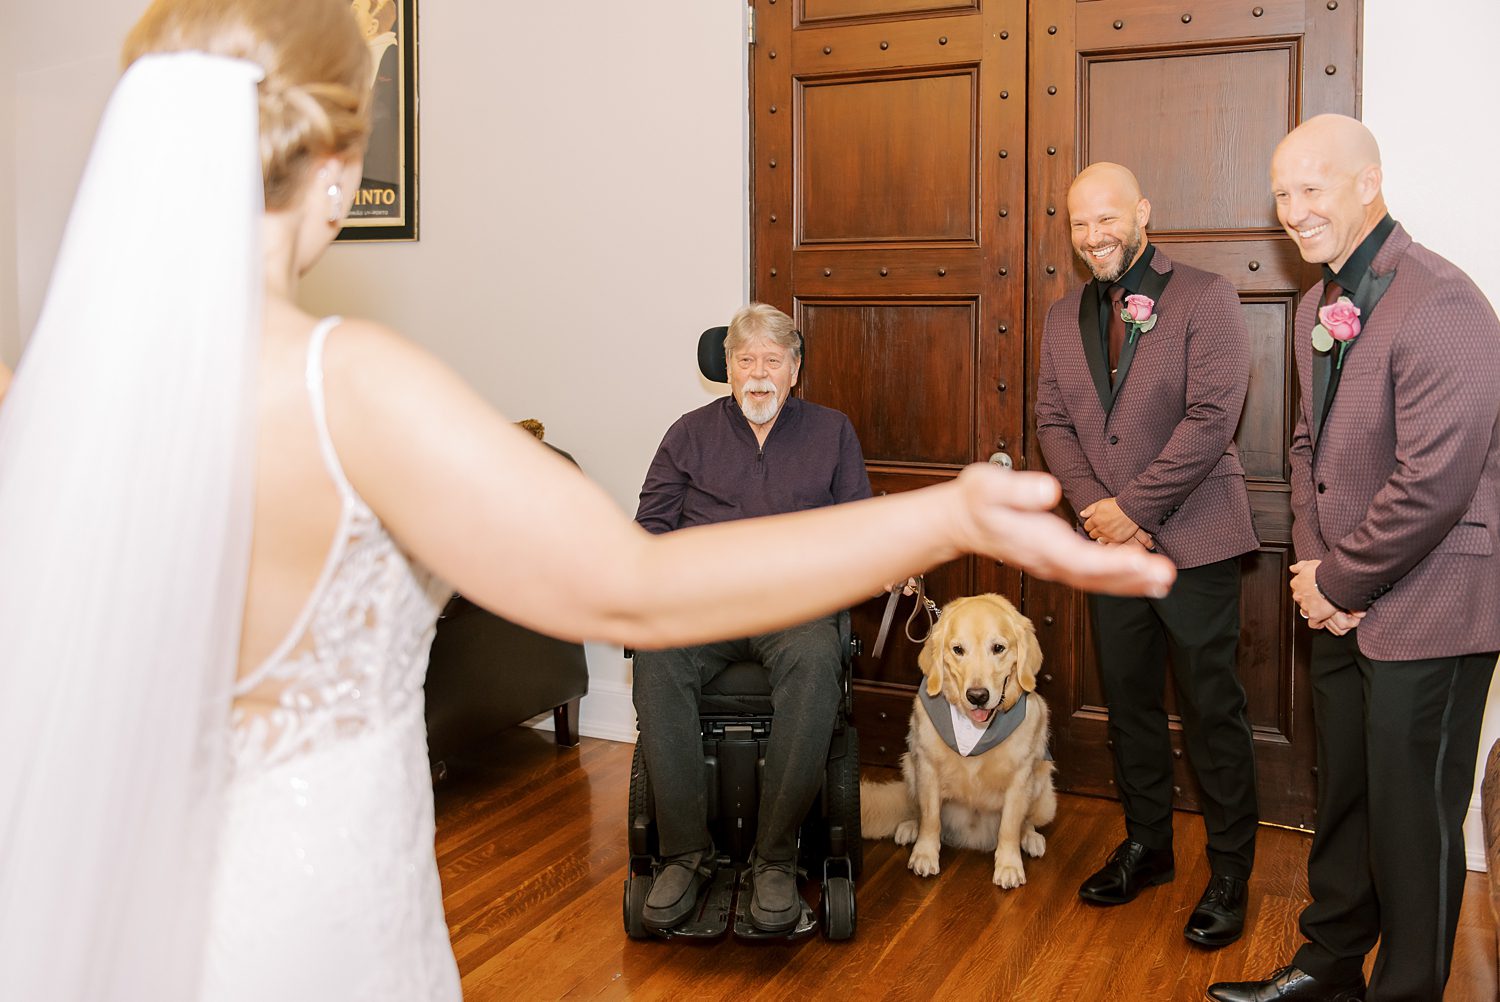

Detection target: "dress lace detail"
[230, 496, 446, 771]
[203, 317, 460, 1001]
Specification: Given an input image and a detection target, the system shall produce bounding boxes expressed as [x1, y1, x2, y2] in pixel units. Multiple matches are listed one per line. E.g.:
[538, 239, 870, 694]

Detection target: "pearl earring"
[326, 184, 342, 224]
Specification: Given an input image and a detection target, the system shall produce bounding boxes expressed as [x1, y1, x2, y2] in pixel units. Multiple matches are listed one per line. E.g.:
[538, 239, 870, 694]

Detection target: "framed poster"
[340, 0, 418, 241]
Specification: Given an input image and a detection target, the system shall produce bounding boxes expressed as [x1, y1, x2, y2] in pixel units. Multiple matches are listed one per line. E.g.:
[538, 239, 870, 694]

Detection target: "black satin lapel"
[1312, 350, 1333, 444]
[1078, 283, 1111, 410]
[1355, 269, 1396, 331]
[1106, 266, 1173, 406]
[1137, 264, 1173, 305]
[1315, 268, 1397, 446]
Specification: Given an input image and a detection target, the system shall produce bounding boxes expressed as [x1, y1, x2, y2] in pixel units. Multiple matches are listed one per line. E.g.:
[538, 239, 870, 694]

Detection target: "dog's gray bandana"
[918, 687, 1033, 758]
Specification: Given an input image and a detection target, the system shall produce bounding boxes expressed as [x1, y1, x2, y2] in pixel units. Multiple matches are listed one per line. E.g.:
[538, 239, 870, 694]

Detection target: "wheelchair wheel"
[623, 870, 654, 940]
[825, 725, 863, 879]
[820, 875, 856, 941]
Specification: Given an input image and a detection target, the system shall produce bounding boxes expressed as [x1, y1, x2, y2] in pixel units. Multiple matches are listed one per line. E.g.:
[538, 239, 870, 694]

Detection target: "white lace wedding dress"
[201, 318, 462, 1001]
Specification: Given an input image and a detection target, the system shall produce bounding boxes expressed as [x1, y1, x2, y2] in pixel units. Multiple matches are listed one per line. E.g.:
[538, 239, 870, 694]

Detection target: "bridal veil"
[0, 53, 264, 1000]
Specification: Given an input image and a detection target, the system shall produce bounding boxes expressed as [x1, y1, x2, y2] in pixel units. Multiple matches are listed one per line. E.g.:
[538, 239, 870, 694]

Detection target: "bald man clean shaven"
[1208, 116, 1500, 1002]
[1035, 163, 1260, 949]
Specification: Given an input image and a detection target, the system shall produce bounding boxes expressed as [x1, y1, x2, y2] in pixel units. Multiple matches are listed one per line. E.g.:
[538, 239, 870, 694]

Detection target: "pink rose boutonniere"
[1121, 294, 1157, 344]
[1312, 296, 1362, 368]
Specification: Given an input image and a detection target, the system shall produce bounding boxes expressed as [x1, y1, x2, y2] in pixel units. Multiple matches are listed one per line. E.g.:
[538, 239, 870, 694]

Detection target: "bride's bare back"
[238, 309, 347, 678]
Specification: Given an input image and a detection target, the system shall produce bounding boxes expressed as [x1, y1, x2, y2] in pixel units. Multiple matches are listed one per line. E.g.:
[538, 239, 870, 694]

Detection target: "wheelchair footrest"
[730, 867, 818, 942]
[651, 865, 735, 941]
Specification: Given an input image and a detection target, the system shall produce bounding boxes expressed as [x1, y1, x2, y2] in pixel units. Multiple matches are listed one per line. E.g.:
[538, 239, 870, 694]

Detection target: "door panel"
[800, 73, 977, 243]
[1239, 298, 1296, 482]
[1082, 46, 1294, 232]
[800, 0, 978, 25]
[799, 302, 977, 464]
[1074, 0, 1307, 49]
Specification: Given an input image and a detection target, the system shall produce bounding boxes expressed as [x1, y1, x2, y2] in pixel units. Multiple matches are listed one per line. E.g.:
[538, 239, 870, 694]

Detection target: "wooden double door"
[749, 0, 1361, 827]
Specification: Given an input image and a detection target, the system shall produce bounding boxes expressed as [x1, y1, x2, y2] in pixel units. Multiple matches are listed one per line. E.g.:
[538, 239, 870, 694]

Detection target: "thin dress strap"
[236, 316, 359, 691]
[305, 316, 358, 502]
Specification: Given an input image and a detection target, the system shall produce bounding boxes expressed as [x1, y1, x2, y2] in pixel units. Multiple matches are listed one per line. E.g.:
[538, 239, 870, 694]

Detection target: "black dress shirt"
[634, 396, 872, 534]
[1323, 213, 1397, 292]
[1096, 243, 1158, 350]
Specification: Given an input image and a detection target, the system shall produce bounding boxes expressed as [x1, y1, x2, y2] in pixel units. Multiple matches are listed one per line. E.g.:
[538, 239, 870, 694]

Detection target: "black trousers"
[1088, 556, 1259, 878]
[631, 614, 843, 862]
[1293, 630, 1495, 1001]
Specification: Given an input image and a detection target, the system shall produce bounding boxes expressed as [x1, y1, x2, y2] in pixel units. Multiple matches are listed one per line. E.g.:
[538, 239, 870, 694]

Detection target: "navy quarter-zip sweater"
[634, 395, 871, 534]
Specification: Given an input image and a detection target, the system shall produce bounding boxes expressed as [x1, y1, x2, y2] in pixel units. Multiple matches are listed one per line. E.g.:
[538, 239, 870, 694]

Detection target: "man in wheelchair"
[631, 302, 870, 934]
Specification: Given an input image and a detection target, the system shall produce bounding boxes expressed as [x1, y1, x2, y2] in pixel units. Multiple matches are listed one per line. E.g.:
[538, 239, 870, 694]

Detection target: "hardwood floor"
[435, 731, 1498, 1001]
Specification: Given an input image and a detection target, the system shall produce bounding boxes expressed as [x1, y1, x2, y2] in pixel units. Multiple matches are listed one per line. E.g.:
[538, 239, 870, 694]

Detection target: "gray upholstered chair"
[424, 593, 589, 775]
[422, 440, 590, 777]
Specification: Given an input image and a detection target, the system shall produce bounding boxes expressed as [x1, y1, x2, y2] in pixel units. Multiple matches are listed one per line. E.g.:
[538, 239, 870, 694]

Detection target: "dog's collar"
[918, 687, 1032, 757]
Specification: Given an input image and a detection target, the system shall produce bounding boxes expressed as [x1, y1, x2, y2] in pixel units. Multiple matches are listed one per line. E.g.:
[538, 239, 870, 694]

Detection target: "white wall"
[0, 8, 15, 369]
[1364, 0, 1500, 871]
[4, 1, 1498, 855]
[13, 58, 122, 347]
[2, 3, 141, 367]
[296, 3, 749, 741]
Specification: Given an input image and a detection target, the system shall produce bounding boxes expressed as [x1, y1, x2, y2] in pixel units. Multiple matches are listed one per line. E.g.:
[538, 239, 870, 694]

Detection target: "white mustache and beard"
[737, 378, 782, 425]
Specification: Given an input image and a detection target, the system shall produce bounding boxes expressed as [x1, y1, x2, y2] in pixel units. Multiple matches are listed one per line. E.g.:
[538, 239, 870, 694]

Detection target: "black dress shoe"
[1078, 838, 1174, 905]
[1206, 964, 1365, 1001]
[1184, 873, 1247, 948]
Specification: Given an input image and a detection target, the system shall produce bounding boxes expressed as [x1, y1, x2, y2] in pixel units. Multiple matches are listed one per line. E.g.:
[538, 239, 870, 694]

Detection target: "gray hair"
[724, 302, 801, 367]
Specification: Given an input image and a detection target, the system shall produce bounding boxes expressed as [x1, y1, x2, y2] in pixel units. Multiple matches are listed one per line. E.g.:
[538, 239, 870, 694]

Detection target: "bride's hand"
[949, 464, 1175, 598]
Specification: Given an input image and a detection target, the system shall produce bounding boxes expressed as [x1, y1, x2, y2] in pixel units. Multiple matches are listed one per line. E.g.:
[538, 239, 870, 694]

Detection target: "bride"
[0, 0, 1173, 999]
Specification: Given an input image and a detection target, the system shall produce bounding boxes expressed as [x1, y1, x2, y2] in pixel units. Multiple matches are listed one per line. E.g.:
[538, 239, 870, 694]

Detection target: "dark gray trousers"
[632, 614, 842, 861]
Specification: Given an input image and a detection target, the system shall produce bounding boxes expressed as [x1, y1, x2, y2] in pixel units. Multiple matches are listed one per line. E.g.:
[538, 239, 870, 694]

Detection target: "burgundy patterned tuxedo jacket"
[1036, 247, 1258, 570]
[1291, 224, 1500, 661]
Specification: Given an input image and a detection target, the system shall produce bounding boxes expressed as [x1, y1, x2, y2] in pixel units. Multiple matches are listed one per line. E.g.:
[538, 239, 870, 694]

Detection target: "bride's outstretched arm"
[0, 359, 11, 406]
[323, 321, 1174, 647]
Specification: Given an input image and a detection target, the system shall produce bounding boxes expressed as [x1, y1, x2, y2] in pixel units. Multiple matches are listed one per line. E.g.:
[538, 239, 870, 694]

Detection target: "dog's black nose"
[966, 687, 990, 707]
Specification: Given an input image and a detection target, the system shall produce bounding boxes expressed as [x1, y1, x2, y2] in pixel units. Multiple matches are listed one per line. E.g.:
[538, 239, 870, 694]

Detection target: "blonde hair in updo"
[122, 0, 371, 211]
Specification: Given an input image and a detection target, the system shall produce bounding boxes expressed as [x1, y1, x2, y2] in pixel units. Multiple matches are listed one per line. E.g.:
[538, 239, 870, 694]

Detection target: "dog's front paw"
[1021, 829, 1046, 858]
[893, 820, 919, 846]
[908, 840, 941, 877]
[993, 849, 1026, 889]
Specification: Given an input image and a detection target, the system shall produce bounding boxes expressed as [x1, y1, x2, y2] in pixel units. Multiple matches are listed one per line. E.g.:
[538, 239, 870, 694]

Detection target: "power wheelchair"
[621, 325, 863, 943]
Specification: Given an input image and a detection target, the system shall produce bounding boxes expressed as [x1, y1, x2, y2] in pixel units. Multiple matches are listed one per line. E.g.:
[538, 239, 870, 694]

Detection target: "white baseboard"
[1466, 799, 1487, 872]
[527, 677, 637, 745]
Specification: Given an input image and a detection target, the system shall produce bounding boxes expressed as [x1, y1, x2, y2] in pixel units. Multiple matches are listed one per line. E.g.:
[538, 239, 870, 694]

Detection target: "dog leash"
[871, 574, 941, 659]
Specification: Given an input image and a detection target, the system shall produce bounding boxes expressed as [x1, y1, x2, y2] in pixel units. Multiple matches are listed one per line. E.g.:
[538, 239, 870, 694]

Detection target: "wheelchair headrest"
[697, 326, 730, 383]
[697, 324, 805, 384]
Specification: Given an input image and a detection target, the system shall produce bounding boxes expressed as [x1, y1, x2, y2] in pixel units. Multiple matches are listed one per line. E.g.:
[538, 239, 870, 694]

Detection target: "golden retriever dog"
[861, 593, 1056, 888]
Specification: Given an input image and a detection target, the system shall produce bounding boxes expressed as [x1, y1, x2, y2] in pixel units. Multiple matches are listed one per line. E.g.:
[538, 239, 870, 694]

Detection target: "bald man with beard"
[1209, 116, 1500, 1002]
[1035, 163, 1260, 948]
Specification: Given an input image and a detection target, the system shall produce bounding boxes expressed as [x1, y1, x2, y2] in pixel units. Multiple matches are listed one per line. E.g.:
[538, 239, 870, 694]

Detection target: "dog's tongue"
[968, 706, 996, 726]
